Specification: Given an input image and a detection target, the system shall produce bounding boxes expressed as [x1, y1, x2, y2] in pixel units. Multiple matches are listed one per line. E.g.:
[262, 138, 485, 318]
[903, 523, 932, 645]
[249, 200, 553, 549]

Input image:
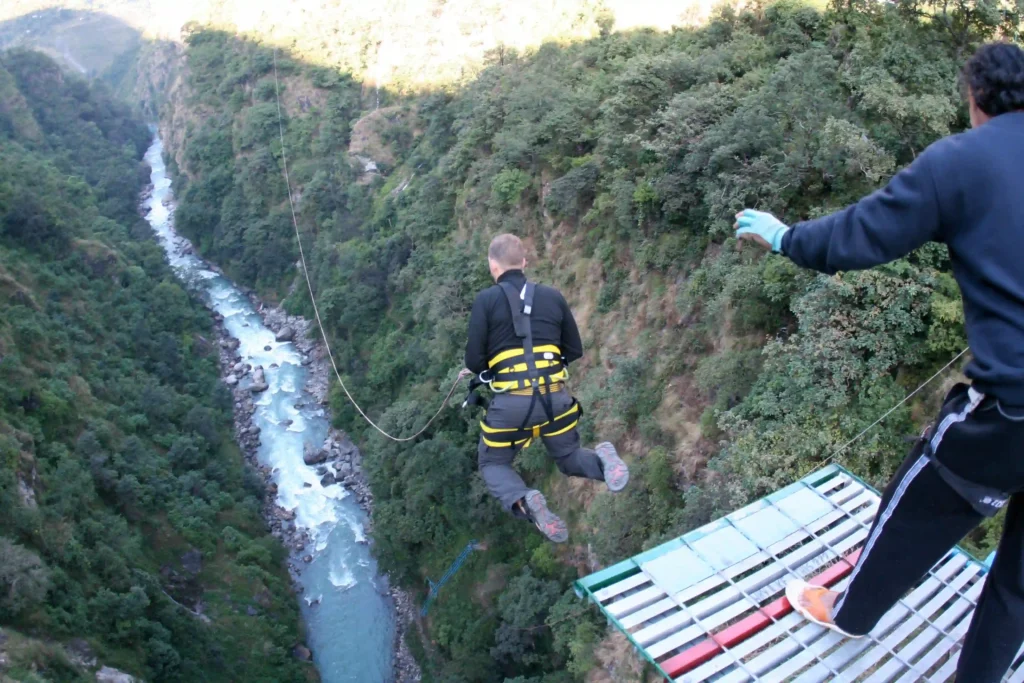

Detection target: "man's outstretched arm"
[738, 145, 946, 274]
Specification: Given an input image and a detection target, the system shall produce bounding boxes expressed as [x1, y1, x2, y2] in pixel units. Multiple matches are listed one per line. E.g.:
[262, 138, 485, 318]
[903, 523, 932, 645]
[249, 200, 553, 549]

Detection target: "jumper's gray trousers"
[478, 390, 604, 514]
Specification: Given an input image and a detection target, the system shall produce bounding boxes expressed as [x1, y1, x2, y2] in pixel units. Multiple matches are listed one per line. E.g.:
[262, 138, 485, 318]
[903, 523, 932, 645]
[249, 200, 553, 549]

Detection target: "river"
[142, 136, 396, 682]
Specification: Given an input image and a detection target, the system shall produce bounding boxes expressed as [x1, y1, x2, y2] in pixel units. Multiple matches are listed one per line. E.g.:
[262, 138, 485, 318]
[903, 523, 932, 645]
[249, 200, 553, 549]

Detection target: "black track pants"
[477, 390, 604, 511]
[832, 384, 1024, 681]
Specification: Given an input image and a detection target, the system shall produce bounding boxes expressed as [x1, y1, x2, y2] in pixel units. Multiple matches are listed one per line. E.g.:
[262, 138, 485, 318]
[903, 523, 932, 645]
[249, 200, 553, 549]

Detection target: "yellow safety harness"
[472, 280, 581, 450]
[480, 399, 581, 448]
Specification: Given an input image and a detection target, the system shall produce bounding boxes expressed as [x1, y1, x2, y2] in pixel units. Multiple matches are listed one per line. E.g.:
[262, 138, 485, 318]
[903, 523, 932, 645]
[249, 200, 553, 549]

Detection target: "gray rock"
[65, 638, 96, 668]
[96, 667, 138, 683]
[282, 419, 293, 427]
[303, 482, 312, 488]
[250, 366, 268, 393]
[275, 507, 296, 521]
[303, 554, 313, 563]
[233, 362, 248, 374]
[270, 363, 279, 369]
[224, 375, 238, 387]
[17, 477, 36, 509]
[303, 443, 328, 465]
[248, 425, 261, 436]
[264, 345, 273, 351]
[315, 465, 328, 476]
[293, 645, 312, 661]
[181, 548, 203, 576]
[320, 472, 337, 487]
[275, 326, 296, 342]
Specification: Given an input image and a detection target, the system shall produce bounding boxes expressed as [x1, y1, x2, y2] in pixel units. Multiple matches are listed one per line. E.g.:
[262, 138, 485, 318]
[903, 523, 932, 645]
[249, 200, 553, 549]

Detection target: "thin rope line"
[271, 48, 468, 442]
[821, 346, 970, 467]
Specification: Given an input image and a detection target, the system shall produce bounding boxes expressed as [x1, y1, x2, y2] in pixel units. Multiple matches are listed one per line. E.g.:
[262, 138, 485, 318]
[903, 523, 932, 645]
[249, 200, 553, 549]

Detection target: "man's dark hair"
[961, 42, 1024, 117]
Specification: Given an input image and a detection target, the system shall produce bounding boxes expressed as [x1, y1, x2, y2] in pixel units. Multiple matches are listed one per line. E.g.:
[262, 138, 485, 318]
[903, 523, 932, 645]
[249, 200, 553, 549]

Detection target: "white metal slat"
[786, 554, 971, 683]
[679, 499, 876, 622]
[1003, 638, 1024, 683]
[619, 598, 680, 631]
[620, 497, 860, 632]
[683, 612, 808, 682]
[712, 579, 859, 683]
[710, 549, 967, 683]
[630, 491, 872, 651]
[594, 572, 650, 603]
[635, 498, 875, 647]
[685, 575, 858, 682]
[893, 610, 974, 683]
[1007, 651, 1024, 683]
[608, 585, 668, 619]
[806, 557, 967, 683]
[861, 562, 982, 683]
[638, 509, 873, 654]
[646, 508, 873, 661]
[894, 580, 986, 683]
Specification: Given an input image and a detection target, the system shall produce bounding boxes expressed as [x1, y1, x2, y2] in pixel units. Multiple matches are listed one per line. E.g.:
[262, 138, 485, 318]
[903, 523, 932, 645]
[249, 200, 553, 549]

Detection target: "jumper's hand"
[735, 209, 789, 253]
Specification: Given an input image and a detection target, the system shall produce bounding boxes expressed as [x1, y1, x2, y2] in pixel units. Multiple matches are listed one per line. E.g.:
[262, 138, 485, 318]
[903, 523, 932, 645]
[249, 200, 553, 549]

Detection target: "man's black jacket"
[465, 270, 583, 375]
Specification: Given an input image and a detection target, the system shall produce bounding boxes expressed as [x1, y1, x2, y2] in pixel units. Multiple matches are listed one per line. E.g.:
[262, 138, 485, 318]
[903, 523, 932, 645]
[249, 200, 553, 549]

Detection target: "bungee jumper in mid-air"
[736, 41, 1024, 683]
[463, 234, 629, 542]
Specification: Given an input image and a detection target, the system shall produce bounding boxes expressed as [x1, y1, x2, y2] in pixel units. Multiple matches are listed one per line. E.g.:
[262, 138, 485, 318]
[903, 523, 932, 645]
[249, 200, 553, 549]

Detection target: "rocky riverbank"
[143, 180, 420, 682]
[217, 296, 422, 683]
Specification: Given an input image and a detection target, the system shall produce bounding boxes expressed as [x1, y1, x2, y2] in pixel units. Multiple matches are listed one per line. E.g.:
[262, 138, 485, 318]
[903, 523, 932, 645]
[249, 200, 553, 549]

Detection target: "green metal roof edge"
[576, 578, 673, 680]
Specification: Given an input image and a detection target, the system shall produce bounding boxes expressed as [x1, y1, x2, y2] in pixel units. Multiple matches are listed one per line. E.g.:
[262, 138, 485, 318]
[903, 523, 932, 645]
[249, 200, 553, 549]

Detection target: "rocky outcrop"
[275, 326, 296, 342]
[96, 667, 139, 683]
[181, 549, 202, 576]
[65, 638, 96, 668]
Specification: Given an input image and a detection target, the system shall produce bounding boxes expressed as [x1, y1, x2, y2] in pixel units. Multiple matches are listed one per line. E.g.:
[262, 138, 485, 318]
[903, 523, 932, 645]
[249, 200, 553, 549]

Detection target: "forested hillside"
[156, 1, 1020, 680]
[0, 50, 307, 682]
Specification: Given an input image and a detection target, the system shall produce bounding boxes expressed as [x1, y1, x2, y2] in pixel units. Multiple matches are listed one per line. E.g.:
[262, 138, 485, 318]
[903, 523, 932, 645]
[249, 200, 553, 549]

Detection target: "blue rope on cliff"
[421, 540, 479, 616]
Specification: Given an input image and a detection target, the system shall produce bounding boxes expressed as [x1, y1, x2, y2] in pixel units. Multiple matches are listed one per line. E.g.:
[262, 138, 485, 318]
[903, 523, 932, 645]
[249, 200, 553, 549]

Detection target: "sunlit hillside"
[0, 0, 723, 89]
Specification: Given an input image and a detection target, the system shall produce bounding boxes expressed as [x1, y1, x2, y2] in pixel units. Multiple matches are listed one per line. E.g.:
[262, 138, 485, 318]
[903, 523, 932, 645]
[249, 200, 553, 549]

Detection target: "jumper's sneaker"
[596, 442, 629, 492]
[785, 581, 864, 639]
[524, 490, 568, 543]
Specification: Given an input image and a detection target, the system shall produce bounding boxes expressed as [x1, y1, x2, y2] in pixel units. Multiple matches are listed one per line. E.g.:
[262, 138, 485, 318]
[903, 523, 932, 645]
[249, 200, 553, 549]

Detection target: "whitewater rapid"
[142, 136, 395, 682]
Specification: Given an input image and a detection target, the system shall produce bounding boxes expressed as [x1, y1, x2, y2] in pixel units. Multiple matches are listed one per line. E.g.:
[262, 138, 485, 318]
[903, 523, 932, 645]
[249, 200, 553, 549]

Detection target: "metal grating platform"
[576, 465, 1024, 682]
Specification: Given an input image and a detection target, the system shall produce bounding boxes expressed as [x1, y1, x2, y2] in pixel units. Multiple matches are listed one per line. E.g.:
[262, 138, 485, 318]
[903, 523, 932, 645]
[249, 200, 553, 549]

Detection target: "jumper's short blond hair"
[488, 234, 526, 268]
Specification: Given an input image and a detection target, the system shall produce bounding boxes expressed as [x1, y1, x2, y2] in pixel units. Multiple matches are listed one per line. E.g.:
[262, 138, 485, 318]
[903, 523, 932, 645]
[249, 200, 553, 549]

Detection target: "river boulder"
[303, 442, 328, 465]
[320, 472, 337, 487]
[224, 375, 238, 387]
[292, 645, 312, 662]
[275, 326, 296, 342]
[250, 366, 268, 393]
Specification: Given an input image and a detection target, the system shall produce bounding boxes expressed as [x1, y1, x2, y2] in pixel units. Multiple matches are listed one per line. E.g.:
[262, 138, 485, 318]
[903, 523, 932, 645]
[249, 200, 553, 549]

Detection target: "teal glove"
[735, 209, 790, 253]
